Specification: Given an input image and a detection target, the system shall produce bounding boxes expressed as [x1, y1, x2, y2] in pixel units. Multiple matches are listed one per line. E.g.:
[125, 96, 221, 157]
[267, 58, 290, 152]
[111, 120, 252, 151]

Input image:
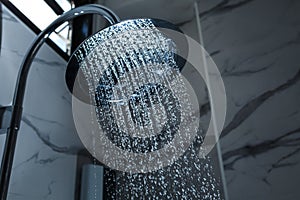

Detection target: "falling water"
[75, 19, 222, 199]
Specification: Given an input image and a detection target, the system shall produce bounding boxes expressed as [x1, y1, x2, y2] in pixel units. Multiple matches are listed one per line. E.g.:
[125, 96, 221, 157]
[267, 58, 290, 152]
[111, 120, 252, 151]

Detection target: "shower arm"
[0, 4, 120, 200]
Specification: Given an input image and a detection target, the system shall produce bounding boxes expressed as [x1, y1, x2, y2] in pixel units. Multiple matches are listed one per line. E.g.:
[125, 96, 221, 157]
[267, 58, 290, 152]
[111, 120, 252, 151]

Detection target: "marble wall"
[2, 0, 299, 199]
[197, 0, 300, 199]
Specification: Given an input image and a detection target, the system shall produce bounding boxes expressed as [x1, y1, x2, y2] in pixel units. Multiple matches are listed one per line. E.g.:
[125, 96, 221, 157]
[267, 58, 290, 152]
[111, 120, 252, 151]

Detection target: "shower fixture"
[0, 3, 191, 199]
[0, 2, 227, 200]
[67, 17, 199, 174]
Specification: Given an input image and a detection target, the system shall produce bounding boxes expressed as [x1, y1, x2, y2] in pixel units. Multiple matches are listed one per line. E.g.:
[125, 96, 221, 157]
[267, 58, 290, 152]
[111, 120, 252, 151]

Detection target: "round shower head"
[66, 18, 202, 173]
[66, 18, 188, 103]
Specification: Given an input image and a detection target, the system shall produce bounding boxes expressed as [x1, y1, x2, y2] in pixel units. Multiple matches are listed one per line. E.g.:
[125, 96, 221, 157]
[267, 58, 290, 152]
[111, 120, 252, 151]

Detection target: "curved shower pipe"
[0, 4, 120, 200]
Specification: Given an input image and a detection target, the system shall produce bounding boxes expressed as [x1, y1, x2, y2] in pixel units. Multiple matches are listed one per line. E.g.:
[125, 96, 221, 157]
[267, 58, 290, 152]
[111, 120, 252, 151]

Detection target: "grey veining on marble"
[197, 0, 300, 199]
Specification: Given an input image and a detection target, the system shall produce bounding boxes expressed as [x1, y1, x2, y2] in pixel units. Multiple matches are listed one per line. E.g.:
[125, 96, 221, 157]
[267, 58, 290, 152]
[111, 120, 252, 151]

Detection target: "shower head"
[66, 18, 202, 173]
[66, 18, 188, 103]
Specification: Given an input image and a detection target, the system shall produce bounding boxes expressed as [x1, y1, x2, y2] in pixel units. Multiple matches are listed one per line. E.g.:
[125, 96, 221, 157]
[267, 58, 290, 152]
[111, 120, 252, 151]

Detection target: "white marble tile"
[197, 0, 300, 199]
[8, 120, 77, 200]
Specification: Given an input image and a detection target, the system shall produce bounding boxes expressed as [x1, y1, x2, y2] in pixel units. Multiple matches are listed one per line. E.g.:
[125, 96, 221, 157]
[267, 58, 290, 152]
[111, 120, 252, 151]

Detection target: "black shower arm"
[0, 4, 120, 200]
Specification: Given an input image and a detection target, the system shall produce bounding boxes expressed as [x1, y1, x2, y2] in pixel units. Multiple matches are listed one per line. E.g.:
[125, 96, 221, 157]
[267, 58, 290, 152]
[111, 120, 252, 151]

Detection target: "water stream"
[75, 19, 222, 199]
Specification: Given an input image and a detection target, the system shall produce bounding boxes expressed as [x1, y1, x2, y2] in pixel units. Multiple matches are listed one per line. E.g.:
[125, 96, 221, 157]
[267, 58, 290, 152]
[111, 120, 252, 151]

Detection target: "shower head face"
[66, 18, 188, 103]
[67, 18, 200, 173]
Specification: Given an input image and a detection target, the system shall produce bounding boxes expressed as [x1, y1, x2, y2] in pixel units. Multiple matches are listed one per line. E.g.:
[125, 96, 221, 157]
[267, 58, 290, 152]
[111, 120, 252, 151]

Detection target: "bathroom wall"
[197, 0, 300, 199]
[0, 3, 81, 199]
[3, 0, 297, 199]
[1, 1, 229, 200]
